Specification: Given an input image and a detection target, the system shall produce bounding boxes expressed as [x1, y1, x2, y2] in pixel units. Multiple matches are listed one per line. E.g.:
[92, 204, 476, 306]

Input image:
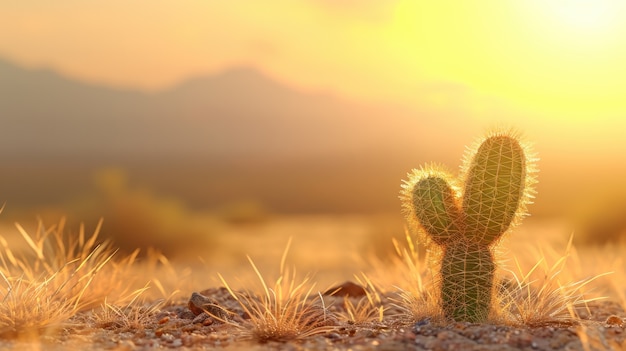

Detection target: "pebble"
[161, 333, 175, 342]
[605, 315, 624, 327]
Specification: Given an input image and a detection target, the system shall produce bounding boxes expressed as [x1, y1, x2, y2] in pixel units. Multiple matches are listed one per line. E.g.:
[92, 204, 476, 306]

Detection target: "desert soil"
[2, 284, 625, 351]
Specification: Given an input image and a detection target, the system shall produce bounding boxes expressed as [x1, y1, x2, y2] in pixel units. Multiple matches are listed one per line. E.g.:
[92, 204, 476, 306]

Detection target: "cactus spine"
[401, 130, 536, 322]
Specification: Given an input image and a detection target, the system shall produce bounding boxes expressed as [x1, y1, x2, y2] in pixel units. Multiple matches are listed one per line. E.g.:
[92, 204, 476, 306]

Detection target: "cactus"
[400, 130, 537, 322]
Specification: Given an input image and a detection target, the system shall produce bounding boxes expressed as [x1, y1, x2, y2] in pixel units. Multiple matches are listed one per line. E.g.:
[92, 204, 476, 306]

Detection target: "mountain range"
[2, 57, 610, 222]
[0, 58, 466, 160]
[1, 57, 475, 214]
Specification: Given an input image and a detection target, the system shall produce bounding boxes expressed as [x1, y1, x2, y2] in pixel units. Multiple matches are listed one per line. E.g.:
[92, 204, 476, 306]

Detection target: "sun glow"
[2, 1, 626, 119]
[549, 0, 616, 30]
[377, 1, 626, 118]
[526, 0, 626, 53]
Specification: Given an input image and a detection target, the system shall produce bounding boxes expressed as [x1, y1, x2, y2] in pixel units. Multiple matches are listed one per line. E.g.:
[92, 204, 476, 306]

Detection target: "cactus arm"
[401, 166, 462, 246]
[462, 134, 526, 246]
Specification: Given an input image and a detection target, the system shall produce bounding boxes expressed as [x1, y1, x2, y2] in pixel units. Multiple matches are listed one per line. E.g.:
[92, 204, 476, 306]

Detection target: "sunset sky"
[3, 1, 626, 247]
[2, 0, 626, 124]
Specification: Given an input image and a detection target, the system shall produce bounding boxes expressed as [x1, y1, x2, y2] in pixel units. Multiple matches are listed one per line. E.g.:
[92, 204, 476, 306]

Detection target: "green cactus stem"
[440, 242, 495, 322]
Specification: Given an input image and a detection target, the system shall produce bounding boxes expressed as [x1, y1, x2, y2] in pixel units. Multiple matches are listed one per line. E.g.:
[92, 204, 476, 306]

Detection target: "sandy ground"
[1, 289, 625, 350]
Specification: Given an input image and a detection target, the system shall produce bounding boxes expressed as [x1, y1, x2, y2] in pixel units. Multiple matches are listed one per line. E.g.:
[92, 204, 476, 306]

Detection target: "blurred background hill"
[0, 56, 459, 215]
[2, 56, 626, 256]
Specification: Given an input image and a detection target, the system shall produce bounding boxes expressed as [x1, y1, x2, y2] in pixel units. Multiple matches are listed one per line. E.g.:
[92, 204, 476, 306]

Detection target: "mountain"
[4, 58, 626, 247]
[0, 58, 464, 161]
[0, 57, 475, 214]
[2, 57, 623, 228]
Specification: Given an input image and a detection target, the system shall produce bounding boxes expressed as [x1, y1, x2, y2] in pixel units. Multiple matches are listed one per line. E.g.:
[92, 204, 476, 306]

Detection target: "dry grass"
[0, 211, 622, 349]
[218, 239, 336, 342]
[368, 230, 441, 324]
[339, 296, 383, 325]
[500, 236, 610, 327]
[0, 213, 175, 340]
[367, 228, 611, 328]
[90, 286, 167, 331]
[0, 216, 117, 338]
[331, 274, 385, 325]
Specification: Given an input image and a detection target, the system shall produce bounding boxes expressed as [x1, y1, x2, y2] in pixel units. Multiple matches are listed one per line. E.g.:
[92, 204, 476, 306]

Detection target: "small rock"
[190, 312, 216, 326]
[323, 281, 367, 297]
[605, 315, 624, 328]
[413, 318, 431, 334]
[188, 291, 227, 320]
[161, 333, 175, 342]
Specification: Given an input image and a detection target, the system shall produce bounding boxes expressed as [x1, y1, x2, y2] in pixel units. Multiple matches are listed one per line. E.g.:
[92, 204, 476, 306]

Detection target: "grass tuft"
[500, 235, 609, 326]
[373, 229, 608, 328]
[91, 284, 167, 331]
[335, 274, 385, 325]
[218, 238, 335, 342]
[378, 230, 442, 324]
[0, 217, 118, 338]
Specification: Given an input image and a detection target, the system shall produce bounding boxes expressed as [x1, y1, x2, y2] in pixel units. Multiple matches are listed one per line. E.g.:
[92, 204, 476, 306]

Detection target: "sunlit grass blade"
[218, 242, 336, 342]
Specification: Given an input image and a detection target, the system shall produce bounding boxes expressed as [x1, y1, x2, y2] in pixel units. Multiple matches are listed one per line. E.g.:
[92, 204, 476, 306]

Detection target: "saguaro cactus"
[401, 130, 536, 322]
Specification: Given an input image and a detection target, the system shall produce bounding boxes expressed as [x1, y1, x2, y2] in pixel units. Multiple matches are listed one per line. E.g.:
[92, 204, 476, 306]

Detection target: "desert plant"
[331, 274, 385, 326]
[91, 284, 167, 331]
[0, 217, 118, 338]
[501, 235, 609, 327]
[400, 129, 537, 322]
[218, 239, 335, 342]
[384, 230, 440, 323]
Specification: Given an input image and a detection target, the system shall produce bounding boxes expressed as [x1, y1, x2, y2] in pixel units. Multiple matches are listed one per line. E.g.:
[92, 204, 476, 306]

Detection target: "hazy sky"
[2, 0, 626, 122]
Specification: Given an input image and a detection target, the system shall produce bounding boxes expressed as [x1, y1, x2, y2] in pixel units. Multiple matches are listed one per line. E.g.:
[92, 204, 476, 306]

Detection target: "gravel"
[1, 288, 624, 350]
